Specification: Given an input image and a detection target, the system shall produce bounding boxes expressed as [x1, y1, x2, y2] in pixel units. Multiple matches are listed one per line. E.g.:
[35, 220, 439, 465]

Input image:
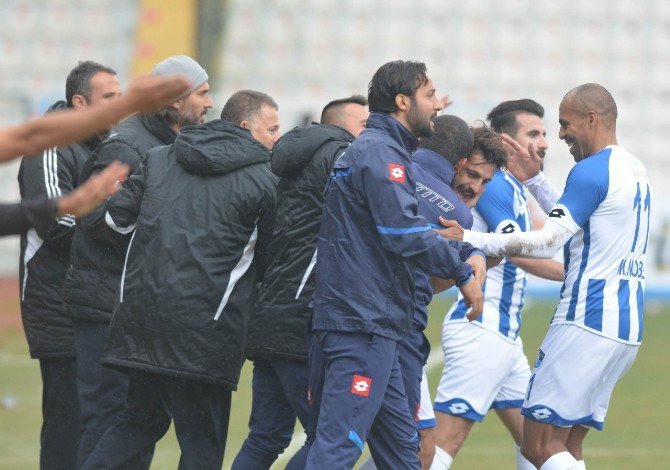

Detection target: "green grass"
[1, 296, 669, 469]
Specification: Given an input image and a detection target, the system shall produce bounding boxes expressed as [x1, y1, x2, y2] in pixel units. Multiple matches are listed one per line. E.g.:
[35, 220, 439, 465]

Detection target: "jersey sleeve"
[523, 171, 561, 214]
[550, 154, 610, 231]
[352, 143, 472, 286]
[475, 174, 521, 234]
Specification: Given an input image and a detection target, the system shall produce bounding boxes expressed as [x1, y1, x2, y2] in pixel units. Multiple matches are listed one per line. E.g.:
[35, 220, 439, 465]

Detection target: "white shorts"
[434, 322, 531, 422]
[417, 368, 435, 429]
[522, 323, 638, 430]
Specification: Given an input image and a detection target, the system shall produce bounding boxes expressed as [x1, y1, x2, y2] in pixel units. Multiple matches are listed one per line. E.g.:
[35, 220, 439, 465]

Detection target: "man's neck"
[389, 112, 413, 137]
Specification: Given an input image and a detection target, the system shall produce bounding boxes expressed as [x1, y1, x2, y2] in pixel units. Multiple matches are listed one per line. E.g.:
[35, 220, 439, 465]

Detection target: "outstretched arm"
[442, 217, 575, 259]
[0, 74, 189, 162]
[0, 162, 128, 238]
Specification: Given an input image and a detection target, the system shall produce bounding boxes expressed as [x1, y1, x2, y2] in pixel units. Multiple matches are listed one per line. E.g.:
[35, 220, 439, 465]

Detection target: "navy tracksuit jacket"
[312, 113, 473, 341]
[305, 113, 475, 469]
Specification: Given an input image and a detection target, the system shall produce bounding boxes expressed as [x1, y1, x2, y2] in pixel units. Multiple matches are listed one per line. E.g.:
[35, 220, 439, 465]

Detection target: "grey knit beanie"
[151, 55, 208, 92]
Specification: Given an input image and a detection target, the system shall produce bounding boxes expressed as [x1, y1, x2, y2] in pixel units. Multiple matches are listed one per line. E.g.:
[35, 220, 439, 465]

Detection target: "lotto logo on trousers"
[351, 375, 372, 397]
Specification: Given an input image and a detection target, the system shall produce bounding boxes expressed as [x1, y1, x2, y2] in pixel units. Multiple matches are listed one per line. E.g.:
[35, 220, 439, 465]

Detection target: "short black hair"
[471, 124, 507, 169]
[419, 115, 474, 167]
[368, 60, 429, 114]
[220, 90, 278, 124]
[564, 83, 618, 122]
[320, 95, 368, 124]
[486, 99, 544, 135]
[65, 60, 117, 107]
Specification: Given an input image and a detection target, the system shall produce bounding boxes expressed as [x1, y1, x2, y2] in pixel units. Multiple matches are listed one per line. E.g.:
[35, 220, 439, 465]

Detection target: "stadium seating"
[1, 0, 669, 274]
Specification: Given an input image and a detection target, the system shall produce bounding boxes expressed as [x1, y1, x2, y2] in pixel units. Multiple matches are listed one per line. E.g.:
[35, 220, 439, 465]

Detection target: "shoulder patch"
[388, 164, 406, 183]
[549, 208, 565, 218]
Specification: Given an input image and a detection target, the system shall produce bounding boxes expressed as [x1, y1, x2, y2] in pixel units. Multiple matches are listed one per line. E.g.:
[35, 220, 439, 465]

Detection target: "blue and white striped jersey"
[445, 170, 531, 341]
[549, 146, 650, 345]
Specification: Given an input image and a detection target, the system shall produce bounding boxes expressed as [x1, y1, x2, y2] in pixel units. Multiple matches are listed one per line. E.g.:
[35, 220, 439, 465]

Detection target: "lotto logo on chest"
[388, 164, 406, 183]
[351, 375, 372, 397]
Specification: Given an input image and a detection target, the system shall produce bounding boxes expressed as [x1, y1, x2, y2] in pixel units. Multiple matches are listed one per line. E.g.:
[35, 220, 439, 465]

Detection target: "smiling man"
[304, 61, 484, 469]
[432, 102, 564, 470]
[443, 84, 650, 470]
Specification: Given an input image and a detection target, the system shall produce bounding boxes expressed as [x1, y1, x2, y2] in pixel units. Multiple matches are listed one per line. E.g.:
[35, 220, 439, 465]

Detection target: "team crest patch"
[388, 164, 406, 183]
[351, 375, 372, 397]
[534, 349, 545, 369]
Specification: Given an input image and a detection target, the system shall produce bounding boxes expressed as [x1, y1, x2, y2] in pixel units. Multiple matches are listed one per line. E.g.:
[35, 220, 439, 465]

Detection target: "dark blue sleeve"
[555, 152, 610, 228]
[353, 143, 472, 286]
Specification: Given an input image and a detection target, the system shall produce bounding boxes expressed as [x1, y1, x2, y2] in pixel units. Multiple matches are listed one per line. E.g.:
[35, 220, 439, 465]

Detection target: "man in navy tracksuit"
[363, 115, 493, 469]
[305, 61, 485, 469]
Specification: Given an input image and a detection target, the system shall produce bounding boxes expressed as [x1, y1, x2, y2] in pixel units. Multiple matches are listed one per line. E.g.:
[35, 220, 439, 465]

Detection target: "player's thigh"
[591, 341, 638, 423]
[523, 324, 638, 429]
[492, 341, 531, 408]
[436, 323, 519, 419]
[491, 342, 531, 444]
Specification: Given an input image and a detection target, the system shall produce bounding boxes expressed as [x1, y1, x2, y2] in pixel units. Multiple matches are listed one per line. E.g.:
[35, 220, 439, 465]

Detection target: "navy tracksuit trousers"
[367, 327, 430, 468]
[304, 331, 420, 469]
[232, 358, 309, 469]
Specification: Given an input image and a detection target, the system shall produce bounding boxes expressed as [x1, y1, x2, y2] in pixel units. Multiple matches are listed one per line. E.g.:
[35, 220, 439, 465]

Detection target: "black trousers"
[73, 320, 154, 468]
[39, 357, 80, 470]
[82, 370, 232, 470]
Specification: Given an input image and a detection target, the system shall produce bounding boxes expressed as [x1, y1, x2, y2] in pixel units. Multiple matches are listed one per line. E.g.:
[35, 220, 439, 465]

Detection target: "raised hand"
[57, 161, 129, 217]
[439, 94, 453, 111]
[123, 74, 191, 115]
[501, 133, 542, 182]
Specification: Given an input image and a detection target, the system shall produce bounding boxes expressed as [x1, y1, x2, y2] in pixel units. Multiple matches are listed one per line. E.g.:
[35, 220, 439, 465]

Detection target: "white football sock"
[540, 451, 579, 470]
[515, 444, 536, 470]
[575, 460, 586, 469]
[430, 446, 453, 470]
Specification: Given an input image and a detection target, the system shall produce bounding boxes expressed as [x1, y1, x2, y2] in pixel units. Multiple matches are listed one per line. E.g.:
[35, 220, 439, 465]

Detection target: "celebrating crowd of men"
[9, 56, 650, 470]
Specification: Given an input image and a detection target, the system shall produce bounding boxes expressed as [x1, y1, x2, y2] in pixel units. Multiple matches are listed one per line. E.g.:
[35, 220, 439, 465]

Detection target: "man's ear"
[395, 94, 409, 112]
[170, 98, 183, 110]
[240, 120, 250, 130]
[71, 94, 88, 110]
[453, 156, 468, 171]
[586, 110, 598, 127]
